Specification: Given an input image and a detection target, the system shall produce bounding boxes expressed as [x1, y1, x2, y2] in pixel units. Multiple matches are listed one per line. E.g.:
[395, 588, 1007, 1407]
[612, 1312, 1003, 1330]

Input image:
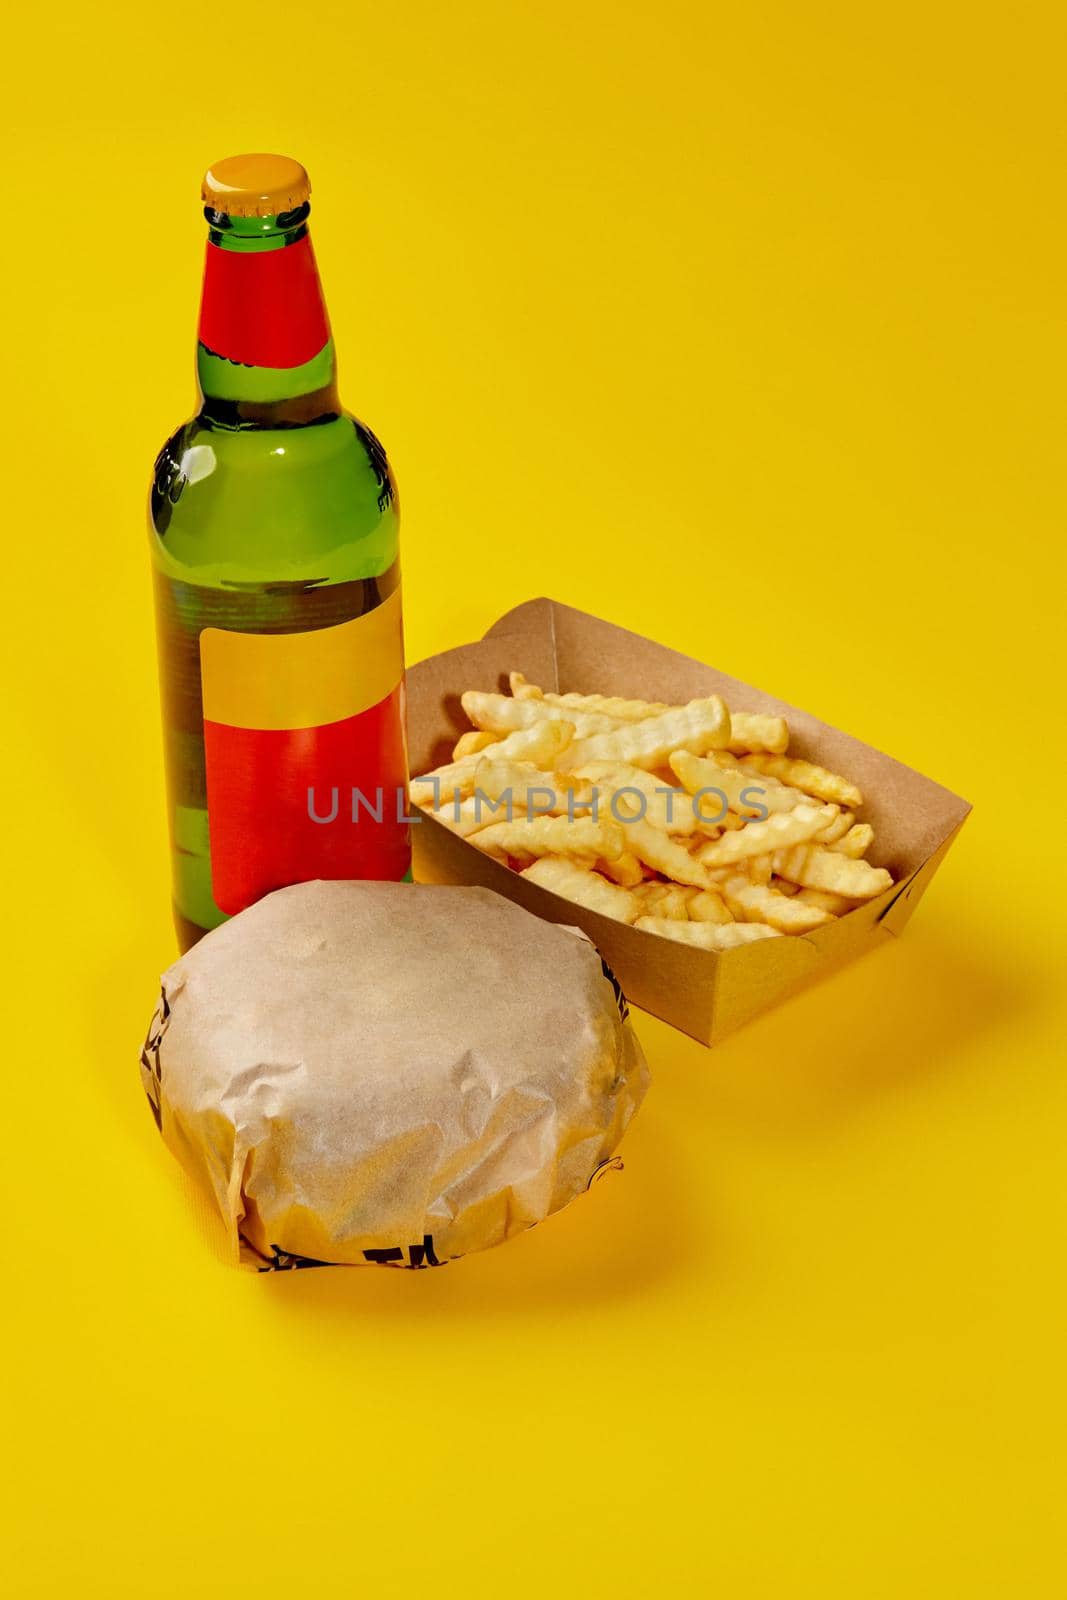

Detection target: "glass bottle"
[149, 153, 410, 951]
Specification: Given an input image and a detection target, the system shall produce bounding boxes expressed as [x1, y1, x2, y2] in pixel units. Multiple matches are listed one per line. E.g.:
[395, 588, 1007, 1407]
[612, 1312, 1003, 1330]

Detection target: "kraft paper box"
[406, 599, 971, 1047]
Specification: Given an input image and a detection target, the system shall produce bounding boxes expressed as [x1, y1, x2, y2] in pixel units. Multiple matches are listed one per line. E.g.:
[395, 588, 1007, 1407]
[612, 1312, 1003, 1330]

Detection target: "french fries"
[474, 758, 591, 818]
[747, 853, 774, 886]
[521, 857, 640, 923]
[696, 803, 837, 868]
[720, 874, 834, 934]
[412, 672, 896, 953]
[473, 814, 625, 867]
[734, 752, 863, 810]
[727, 712, 789, 755]
[687, 889, 733, 925]
[430, 795, 503, 838]
[409, 762, 479, 808]
[461, 690, 621, 740]
[635, 882, 698, 920]
[598, 851, 645, 888]
[772, 845, 892, 899]
[558, 697, 731, 772]
[410, 719, 575, 806]
[670, 749, 807, 816]
[508, 672, 541, 700]
[795, 886, 854, 914]
[451, 729, 497, 760]
[514, 684, 790, 750]
[814, 808, 851, 844]
[620, 815, 712, 889]
[572, 761, 703, 834]
[831, 822, 874, 859]
[516, 678, 674, 723]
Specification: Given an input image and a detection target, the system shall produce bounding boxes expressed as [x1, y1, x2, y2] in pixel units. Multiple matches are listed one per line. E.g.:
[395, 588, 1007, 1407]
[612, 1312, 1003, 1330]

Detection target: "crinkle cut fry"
[738, 752, 863, 810]
[720, 873, 834, 933]
[470, 814, 625, 865]
[772, 844, 893, 898]
[558, 697, 731, 772]
[521, 856, 640, 923]
[462, 689, 624, 739]
[696, 802, 837, 867]
[727, 711, 789, 754]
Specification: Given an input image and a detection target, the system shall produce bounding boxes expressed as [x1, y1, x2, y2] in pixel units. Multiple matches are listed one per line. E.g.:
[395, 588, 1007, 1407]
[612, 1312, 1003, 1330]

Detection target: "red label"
[204, 685, 411, 915]
[198, 234, 331, 369]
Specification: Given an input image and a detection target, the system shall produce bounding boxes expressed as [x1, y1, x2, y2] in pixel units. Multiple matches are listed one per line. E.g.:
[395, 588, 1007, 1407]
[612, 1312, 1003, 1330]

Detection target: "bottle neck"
[196, 203, 340, 426]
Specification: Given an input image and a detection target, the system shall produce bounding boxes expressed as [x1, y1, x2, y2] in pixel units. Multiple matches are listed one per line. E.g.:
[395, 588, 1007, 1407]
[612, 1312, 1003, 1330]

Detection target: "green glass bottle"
[149, 154, 410, 952]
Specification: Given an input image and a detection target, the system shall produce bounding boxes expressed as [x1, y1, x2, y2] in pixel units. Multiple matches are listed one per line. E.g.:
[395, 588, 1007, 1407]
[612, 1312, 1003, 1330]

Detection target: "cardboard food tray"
[406, 599, 970, 1046]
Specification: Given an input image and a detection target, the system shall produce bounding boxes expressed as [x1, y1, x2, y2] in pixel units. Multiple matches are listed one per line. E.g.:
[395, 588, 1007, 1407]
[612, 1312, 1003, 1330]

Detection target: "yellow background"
[3, 4, 1064, 1594]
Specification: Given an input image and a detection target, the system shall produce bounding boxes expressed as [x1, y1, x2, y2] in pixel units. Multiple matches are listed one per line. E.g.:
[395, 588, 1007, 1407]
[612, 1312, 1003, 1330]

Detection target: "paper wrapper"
[407, 598, 972, 1046]
[140, 879, 649, 1270]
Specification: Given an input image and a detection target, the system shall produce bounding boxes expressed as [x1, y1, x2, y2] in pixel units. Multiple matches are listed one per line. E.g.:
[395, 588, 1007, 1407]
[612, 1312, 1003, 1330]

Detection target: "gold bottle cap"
[201, 153, 311, 217]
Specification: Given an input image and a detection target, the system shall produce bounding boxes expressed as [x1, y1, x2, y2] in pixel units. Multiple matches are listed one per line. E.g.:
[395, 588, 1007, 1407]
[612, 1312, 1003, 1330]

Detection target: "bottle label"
[199, 586, 409, 914]
[198, 234, 330, 369]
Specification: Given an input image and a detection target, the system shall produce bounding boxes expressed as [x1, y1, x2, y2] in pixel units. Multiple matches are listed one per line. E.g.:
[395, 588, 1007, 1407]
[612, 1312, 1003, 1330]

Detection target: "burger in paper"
[140, 879, 649, 1269]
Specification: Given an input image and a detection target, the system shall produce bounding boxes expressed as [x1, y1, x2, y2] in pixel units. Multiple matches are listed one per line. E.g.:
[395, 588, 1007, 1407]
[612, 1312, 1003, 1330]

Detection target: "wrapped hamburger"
[140, 880, 649, 1269]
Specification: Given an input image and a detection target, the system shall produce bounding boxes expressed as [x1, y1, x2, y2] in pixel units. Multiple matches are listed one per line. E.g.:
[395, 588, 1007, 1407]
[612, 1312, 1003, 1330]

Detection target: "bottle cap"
[201, 153, 311, 217]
